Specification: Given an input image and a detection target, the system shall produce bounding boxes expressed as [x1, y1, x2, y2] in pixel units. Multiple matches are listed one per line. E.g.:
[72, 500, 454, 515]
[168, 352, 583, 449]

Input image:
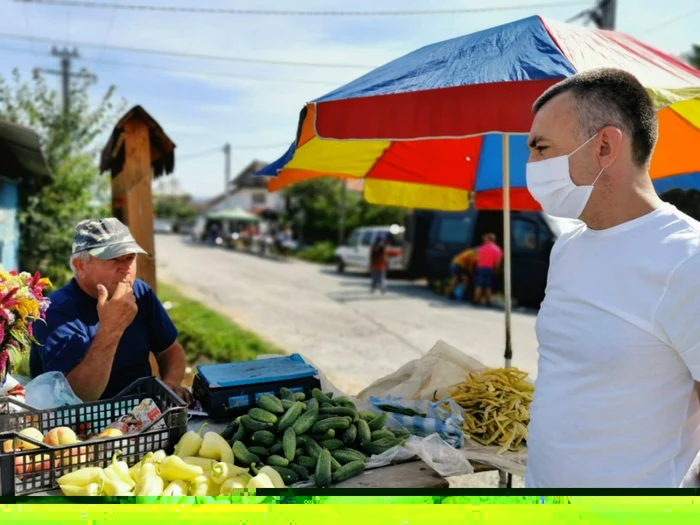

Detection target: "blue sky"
[0, 0, 698, 200]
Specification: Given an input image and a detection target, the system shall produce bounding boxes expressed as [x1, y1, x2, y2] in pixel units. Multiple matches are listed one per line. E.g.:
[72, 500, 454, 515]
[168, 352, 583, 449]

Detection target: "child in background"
[473, 233, 503, 306]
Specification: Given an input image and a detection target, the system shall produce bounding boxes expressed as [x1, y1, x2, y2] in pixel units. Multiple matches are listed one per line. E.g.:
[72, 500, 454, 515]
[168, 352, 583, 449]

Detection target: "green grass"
[295, 242, 337, 264]
[157, 282, 283, 363]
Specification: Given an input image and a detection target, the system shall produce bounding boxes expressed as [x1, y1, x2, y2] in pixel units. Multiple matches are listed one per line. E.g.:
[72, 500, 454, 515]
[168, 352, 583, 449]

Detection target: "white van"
[334, 225, 406, 274]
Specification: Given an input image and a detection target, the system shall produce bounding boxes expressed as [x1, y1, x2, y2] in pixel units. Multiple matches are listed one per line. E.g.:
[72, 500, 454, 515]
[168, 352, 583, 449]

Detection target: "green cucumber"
[248, 446, 269, 458]
[332, 460, 366, 484]
[249, 407, 278, 424]
[240, 415, 274, 432]
[258, 394, 284, 414]
[269, 465, 299, 485]
[296, 435, 311, 448]
[295, 448, 305, 458]
[370, 430, 395, 441]
[311, 429, 335, 441]
[294, 392, 307, 401]
[330, 455, 341, 473]
[266, 455, 289, 467]
[269, 439, 283, 455]
[250, 430, 276, 447]
[277, 402, 305, 432]
[232, 441, 261, 466]
[304, 438, 323, 460]
[360, 411, 377, 422]
[367, 411, 387, 431]
[230, 422, 246, 444]
[311, 417, 351, 434]
[357, 419, 372, 447]
[312, 388, 334, 405]
[306, 398, 319, 412]
[390, 429, 411, 440]
[317, 439, 345, 451]
[314, 449, 332, 488]
[332, 448, 366, 465]
[294, 455, 317, 470]
[292, 409, 319, 435]
[342, 424, 357, 446]
[319, 406, 359, 422]
[362, 436, 403, 456]
[283, 428, 296, 462]
[317, 414, 335, 421]
[280, 387, 296, 401]
[287, 463, 310, 481]
[281, 399, 297, 411]
[220, 420, 237, 440]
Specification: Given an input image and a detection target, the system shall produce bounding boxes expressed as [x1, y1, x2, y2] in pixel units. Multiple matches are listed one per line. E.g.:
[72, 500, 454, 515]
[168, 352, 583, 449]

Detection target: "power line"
[179, 143, 289, 161]
[0, 32, 375, 69]
[0, 43, 345, 85]
[642, 6, 700, 35]
[14, 0, 591, 16]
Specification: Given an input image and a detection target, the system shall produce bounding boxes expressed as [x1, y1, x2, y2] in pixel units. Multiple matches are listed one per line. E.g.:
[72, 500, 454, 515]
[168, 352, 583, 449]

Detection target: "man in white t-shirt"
[524, 68, 700, 488]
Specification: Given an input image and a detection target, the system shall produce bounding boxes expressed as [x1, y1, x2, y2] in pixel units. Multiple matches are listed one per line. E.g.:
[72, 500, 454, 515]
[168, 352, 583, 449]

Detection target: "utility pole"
[35, 47, 91, 118]
[223, 143, 231, 195]
[591, 0, 616, 30]
[338, 180, 347, 245]
[567, 0, 616, 30]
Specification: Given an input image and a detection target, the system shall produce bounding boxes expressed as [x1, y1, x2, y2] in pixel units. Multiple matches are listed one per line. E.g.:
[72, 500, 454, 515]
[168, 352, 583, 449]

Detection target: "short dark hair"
[532, 68, 658, 167]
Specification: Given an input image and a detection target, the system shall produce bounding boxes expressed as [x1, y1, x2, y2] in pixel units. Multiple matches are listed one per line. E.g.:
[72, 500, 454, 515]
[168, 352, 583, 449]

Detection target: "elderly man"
[30, 218, 191, 403]
[524, 68, 700, 487]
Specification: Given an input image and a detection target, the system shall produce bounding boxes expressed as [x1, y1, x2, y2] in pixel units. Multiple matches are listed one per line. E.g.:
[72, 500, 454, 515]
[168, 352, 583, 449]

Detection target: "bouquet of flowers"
[0, 271, 52, 389]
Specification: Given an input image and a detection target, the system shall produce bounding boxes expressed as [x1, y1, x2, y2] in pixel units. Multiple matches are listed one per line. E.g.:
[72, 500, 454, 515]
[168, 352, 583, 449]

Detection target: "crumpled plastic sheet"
[255, 354, 475, 486]
[24, 372, 83, 409]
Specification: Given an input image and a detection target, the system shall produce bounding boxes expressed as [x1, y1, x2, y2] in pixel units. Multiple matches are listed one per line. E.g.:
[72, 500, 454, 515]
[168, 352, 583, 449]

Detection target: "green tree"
[685, 44, 700, 69]
[284, 178, 406, 245]
[0, 68, 123, 287]
[154, 194, 197, 223]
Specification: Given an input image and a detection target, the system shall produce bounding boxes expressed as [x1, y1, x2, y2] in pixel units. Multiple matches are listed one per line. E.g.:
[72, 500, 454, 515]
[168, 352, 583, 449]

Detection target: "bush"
[157, 282, 283, 363]
[295, 242, 336, 264]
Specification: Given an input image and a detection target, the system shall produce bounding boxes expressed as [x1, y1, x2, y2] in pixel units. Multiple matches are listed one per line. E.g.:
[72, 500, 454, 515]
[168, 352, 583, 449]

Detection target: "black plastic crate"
[0, 376, 187, 496]
[193, 374, 321, 420]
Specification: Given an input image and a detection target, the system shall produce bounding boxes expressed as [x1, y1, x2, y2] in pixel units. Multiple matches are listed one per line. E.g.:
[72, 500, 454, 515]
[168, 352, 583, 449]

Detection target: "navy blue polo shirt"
[30, 279, 178, 399]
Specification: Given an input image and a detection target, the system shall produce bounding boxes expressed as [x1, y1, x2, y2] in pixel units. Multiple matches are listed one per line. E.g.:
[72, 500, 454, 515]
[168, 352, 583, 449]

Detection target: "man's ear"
[598, 126, 624, 169]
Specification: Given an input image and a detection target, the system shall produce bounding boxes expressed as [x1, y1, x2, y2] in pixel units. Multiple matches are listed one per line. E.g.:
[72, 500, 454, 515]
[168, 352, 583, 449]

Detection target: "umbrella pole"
[499, 132, 514, 490]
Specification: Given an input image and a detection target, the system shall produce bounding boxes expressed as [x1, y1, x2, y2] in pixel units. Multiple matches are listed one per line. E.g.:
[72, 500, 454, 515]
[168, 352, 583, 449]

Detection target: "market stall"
[0, 345, 534, 495]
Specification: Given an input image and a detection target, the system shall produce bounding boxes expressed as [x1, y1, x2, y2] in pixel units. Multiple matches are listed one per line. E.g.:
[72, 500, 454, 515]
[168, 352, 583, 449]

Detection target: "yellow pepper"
[258, 466, 286, 488]
[129, 452, 154, 483]
[60, 481, 103, 496]
[152, 450, 167, 464]
[135, 475, 164, 496]
[174, 422, 208, 458]
[182, 456, 215, 473]
[103, 469, 135, 496]
[189, 475, 209, 496]
[159, 455, 204, 482]
[106, 451, 136, 489]
[207, 477, 222, 496]
[197, 432, 234, 464]
[162, 480, 189, 496]
[246, 473, 275, 489]
[133, 463, 158, 494]
[57, 467, 105, 487]
[219, 476, 247, 496]
[210, 461, 250, 485]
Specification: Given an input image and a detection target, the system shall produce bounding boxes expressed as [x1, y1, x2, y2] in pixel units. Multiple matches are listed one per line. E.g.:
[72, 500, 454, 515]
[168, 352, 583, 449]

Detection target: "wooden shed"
[0, 119, 51, 271]
[100, 106, 176, 292]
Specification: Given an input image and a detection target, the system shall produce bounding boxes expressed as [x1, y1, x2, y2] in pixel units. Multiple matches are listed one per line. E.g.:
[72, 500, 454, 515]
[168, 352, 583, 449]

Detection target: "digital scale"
[192, 354, 321, 419]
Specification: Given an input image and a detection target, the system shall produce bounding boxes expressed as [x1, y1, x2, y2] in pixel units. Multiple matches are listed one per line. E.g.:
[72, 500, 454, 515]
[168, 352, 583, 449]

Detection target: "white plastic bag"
[24, 372, 83, 409]
[404, 434, 474, 478]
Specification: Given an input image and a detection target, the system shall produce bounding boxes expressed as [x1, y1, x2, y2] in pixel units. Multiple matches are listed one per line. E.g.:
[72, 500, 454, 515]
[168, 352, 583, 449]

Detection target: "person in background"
[30, 218, 191, 404]
[369, 233, 399, 294]
[445, 247, 477, 299]
[473, 233, 503, 306]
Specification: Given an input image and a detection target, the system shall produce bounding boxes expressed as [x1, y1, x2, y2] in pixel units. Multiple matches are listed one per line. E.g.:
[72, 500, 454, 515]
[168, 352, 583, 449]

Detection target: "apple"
[98, 428, 123, 438]
[15, 428, 44, 451]
[44, 427, 78, 447]
[2, 439, 14, 453]
[15, 454, 52, 475]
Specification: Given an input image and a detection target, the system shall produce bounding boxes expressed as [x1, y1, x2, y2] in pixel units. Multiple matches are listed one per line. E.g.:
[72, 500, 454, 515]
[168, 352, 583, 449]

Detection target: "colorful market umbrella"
[259, 15, 700, 368]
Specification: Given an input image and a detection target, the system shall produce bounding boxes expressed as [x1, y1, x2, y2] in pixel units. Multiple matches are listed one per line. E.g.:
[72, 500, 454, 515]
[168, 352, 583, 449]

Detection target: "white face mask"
[525, 134, 605, 219]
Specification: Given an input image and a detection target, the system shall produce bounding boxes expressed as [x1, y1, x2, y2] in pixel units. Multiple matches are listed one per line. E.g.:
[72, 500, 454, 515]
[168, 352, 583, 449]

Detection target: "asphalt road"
[155, 235, 540, 394]
[155, 234, 538, 488]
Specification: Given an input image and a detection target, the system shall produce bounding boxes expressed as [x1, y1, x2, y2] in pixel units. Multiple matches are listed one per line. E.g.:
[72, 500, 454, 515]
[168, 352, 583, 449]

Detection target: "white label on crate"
[227, 395, 250, 408]
[255, 391, 275, 402]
